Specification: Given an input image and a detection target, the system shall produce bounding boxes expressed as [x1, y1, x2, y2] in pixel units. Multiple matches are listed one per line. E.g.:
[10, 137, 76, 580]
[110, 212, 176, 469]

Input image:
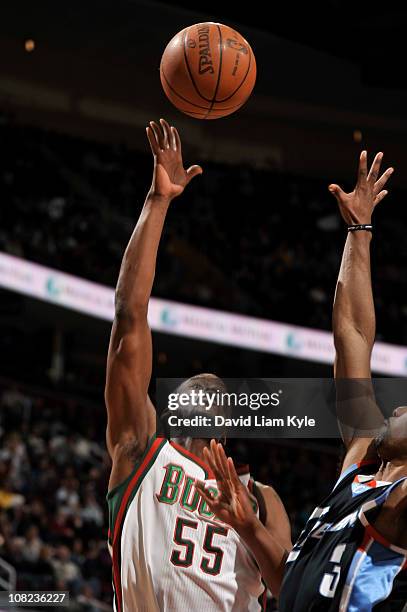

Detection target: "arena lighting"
[24, 39, 35, 52]
[1, 251, 407, 375]
[353, 129, 362, 143]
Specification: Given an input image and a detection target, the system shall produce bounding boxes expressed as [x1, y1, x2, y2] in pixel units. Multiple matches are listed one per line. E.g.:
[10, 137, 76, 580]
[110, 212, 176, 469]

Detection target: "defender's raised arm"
[329, 151, 393, 470]
[105, 119, 202, 488]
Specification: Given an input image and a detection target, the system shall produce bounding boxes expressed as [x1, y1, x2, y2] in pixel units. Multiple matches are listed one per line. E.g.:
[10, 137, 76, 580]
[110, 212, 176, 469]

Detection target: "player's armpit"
[253, 482, 292, 552]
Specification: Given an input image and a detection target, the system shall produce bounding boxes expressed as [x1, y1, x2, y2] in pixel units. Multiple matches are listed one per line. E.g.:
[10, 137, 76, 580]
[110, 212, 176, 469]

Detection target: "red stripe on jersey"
[112, 437, 164, 612]
[357, 531, 372, 553]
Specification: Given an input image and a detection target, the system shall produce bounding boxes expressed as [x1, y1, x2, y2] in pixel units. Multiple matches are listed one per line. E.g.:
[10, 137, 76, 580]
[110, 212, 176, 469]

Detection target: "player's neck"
[375, 460, 407, 482]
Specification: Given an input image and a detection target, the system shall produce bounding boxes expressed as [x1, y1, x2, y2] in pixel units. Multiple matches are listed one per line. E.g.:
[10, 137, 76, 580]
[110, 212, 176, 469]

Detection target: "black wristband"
[347, 224, 373, 232]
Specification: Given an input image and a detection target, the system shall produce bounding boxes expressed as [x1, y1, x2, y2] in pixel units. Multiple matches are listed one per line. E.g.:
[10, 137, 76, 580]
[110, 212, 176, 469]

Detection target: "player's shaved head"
[176, 373, 229, 418]
[168, 373, 231, 446]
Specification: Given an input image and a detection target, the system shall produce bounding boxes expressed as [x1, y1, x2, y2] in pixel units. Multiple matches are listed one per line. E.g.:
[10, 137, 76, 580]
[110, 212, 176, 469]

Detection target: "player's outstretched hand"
[328, 151, 394, 224]
[195, 440, 258, 535]
[146, 118, 202, 201]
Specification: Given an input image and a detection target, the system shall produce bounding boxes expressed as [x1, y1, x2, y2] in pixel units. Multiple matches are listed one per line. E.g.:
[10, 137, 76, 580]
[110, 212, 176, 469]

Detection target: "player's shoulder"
[253, 480, 283, 502]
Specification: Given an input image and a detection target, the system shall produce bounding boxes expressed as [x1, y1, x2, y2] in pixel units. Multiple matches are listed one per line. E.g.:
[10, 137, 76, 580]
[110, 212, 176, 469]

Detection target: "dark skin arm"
[329, 151, 393, 472]
[105, 119, 202, 490]
[254, 481, 292, 553]
[195, 441, 291, 597]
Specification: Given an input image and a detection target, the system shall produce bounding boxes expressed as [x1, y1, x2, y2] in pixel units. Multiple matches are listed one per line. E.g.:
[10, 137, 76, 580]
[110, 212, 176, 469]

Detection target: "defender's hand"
[329, 151, 393, 225]
[146, 118, 202, 201]
[195, 440, 258, 535]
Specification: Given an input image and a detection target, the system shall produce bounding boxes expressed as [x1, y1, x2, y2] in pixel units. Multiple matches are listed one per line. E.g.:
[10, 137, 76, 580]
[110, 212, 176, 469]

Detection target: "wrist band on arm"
[347, 224, 373, 232]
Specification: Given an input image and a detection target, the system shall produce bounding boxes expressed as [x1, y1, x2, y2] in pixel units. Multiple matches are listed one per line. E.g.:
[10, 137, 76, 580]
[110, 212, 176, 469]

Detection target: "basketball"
[160, 22, 256, 119]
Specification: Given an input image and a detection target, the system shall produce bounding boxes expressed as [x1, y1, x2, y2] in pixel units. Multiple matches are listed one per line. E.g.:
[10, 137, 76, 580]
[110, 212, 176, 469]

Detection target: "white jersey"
[107, 436, 265, 612]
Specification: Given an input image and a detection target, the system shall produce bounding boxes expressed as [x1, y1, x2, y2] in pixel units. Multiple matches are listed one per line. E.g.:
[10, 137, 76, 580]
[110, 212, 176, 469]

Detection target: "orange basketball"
[160, 22, 256, 120]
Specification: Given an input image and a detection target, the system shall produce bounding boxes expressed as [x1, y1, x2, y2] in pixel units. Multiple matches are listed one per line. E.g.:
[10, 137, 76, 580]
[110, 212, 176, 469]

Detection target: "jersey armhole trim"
[169, 440, 215, 479]
[111, 435, 166, 542]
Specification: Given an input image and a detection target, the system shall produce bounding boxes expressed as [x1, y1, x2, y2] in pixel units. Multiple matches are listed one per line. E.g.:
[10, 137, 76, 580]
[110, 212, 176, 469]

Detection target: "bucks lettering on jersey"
[279, 461, 407, 612]
[107, 436, 265, 612]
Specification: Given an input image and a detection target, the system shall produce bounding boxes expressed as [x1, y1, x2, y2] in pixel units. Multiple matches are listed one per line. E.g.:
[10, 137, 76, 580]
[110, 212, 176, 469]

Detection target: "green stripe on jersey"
[107, 435, 166, 539]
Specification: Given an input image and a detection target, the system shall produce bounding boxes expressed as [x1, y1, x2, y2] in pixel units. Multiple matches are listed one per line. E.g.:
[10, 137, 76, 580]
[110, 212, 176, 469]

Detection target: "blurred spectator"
[51, 545, 83, 594]
[22, 525, 43, 563]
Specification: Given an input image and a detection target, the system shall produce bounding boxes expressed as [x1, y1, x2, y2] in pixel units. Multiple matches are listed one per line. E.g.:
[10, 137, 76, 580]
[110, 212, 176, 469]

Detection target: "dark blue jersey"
[279, 462, 407, 611]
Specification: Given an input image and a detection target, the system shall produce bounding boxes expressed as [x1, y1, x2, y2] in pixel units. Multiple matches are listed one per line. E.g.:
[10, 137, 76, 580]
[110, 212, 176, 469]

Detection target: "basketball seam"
[161, 67, 245, 114]
[161, 69, 211, 110]
[204, 24, 223, 119]
[179, 101, 244, 117]
[182, 27, 213, 103]
[161, 70, 248, 113]
[215, 44, 254, 103]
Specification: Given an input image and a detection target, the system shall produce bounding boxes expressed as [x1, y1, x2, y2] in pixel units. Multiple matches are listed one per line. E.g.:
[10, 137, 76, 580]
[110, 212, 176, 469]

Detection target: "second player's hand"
[195, 440, 258, 536]
[146, 118, 202, 201]
[329, 150, 394, 224]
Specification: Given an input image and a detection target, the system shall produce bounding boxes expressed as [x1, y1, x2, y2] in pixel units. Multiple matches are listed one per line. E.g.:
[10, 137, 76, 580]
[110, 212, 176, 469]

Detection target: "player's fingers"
[373, 189, 388, 206]
[210, 439, 223, 476]
[217, 444, 231, 479]
[170, 126, 177, 151]
[159, 118, 171, 148]
[194, 480, 216, 507]
[186, 165, 203, 183]
[216, 445, 234, 496]
[367, 152, 383, 185]
[214, 442, 229, 481]
[146, 127, 159, 156]
[357, 150, 368, 185]
[227, 457, 242, 490]
[212, 444, 233, 497]
[328, 184, 346, 203]
[150, 121, 164, 150]
[203, 445, 219, 477]
[204, 444, 223, 482]
[374, 167, 394, 194]
[172, 127, 182, 154]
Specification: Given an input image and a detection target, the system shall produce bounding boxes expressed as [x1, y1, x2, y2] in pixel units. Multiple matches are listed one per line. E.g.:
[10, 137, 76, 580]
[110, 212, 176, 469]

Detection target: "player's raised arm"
[105, 119, 202, 483]
[329, 151, 393, 471]
[195, 441, 290, 596]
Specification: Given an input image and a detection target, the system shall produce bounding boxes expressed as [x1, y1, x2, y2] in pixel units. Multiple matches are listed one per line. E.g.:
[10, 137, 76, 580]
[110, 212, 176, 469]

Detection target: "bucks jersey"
[107, 436, 265, 612]
[279, 461, 407, 612]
